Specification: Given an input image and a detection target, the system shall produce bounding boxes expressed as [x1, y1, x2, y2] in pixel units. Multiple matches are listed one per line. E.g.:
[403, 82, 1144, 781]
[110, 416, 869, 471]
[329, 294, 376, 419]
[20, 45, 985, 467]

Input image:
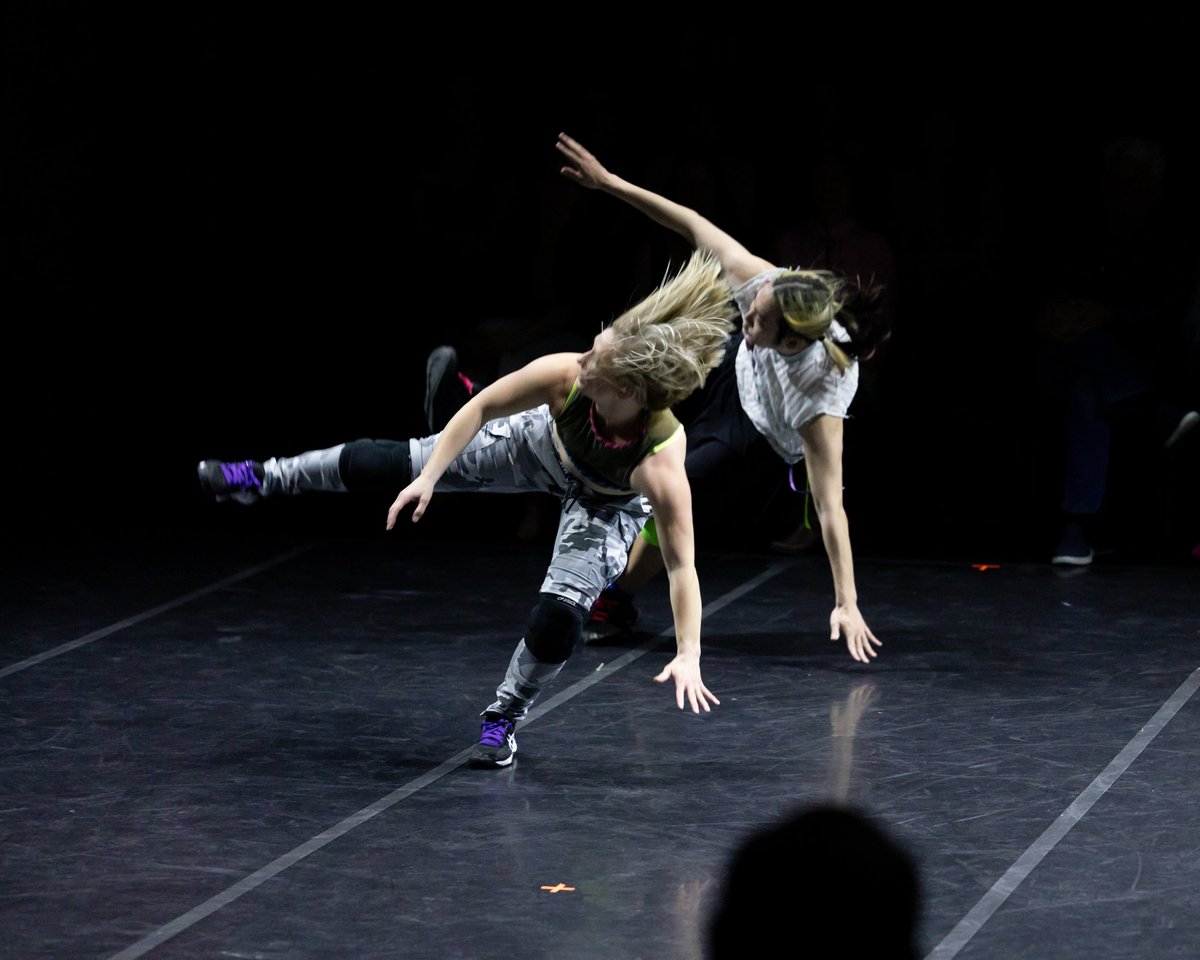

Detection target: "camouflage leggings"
[409, 406, 650, 610]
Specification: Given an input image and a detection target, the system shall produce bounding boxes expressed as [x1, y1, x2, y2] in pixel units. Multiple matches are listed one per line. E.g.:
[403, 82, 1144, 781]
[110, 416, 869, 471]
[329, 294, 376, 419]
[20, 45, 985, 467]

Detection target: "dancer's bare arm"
[798, 414, 881, 663]
[386, 355, 576, 527]
[557, 132, 775, 286]
[632, 434, 720, 713]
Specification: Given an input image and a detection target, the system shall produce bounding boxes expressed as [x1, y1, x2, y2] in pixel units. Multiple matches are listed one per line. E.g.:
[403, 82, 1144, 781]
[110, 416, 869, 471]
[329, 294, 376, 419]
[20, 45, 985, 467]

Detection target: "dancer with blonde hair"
[199, 251, 736, 766]
[556, 133, 884, 663]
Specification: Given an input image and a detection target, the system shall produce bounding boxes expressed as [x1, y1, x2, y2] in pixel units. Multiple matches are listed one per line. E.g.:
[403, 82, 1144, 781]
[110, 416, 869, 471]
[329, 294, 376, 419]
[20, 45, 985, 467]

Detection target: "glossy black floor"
[3, 530, 1198, 960]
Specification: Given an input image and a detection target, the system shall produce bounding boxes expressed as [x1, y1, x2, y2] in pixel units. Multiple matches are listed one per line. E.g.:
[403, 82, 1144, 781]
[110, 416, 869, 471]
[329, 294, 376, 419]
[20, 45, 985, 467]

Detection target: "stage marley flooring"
[3, 533, 1197, 959]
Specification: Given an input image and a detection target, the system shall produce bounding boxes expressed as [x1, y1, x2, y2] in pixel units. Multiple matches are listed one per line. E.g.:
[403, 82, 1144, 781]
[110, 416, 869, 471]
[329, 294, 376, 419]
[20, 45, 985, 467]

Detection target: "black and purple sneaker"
[197, 459, 265, 505]
[469, 712, 517, 768]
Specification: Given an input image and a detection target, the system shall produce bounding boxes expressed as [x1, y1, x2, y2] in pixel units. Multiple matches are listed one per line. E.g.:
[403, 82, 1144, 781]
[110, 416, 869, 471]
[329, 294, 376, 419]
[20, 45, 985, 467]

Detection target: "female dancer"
[200, 252, 736, 767]
[555, 133, 883, 664]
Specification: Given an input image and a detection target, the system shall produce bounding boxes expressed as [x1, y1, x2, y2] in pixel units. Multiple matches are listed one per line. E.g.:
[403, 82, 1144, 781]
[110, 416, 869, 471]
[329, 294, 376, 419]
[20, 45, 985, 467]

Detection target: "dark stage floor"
[2, 533, 1197, 959]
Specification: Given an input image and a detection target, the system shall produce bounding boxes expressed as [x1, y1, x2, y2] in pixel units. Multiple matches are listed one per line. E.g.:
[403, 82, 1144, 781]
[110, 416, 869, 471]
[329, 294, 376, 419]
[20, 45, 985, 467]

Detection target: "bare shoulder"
[797, 414, 845, 479]
[631, 432, 695, 567]
[630, 428, 688, 503]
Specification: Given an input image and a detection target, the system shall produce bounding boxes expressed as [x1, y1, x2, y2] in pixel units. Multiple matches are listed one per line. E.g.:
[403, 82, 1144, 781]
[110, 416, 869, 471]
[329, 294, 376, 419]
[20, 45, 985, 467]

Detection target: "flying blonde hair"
[597, 250, 737, 410]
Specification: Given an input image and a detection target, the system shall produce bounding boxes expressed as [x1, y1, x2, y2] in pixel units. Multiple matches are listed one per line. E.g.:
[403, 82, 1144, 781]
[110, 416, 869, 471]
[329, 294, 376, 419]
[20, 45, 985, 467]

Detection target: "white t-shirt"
[733, 269, 859, 464]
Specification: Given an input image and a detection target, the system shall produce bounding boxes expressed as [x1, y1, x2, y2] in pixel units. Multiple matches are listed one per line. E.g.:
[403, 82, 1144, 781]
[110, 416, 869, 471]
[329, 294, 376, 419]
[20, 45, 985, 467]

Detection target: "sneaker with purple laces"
[197, 459, 265, 504]
[469, 711, 517, 768]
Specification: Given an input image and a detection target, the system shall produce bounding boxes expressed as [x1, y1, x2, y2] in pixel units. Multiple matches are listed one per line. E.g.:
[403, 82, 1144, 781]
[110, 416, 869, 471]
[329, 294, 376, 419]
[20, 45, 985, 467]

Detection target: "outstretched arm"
[386, 354, 576, 527]
[557, 132, 775, 286]
[632, 435, 719, 713]
[797, 414, 881, 663]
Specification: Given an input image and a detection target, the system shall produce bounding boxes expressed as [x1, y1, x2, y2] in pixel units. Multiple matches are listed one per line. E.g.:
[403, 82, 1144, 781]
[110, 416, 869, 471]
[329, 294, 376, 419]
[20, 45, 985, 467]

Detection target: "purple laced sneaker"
[221, 460, 262, 492]
[479, 716, 514, 747]
[197, 459, 265, 504]
[470, 713, 516, 768]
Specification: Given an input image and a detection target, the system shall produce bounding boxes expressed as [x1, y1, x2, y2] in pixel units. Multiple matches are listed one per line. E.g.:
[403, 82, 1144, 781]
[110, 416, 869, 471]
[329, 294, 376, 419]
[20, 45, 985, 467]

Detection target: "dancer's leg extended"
[198, 406, 561, 504]
[197, 439, 411, 502]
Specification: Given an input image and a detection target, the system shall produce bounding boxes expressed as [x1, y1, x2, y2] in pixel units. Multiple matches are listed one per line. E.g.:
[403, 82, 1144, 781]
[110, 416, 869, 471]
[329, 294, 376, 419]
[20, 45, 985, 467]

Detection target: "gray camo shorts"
[410, 405, 650, 610]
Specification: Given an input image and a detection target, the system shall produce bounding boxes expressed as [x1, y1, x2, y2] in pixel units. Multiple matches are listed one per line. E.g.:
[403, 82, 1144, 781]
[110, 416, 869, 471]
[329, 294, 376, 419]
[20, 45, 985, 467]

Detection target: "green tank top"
[551, 381, 683, 495]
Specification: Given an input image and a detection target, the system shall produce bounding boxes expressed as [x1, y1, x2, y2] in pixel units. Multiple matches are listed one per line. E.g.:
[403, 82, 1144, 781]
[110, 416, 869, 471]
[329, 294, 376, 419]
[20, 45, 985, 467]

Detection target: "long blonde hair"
[598, 250, 737, 409]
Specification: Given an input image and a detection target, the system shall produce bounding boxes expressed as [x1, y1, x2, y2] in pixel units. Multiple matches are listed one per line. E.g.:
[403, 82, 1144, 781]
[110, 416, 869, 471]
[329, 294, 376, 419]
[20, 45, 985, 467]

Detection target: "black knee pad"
[338, 439, 412, 495]
[524, 593, 585, 665]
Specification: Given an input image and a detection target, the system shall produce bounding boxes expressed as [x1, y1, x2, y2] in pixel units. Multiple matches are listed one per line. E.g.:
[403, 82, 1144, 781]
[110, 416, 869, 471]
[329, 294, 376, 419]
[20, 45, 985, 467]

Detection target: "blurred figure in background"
[1037, 137, 1198, 565]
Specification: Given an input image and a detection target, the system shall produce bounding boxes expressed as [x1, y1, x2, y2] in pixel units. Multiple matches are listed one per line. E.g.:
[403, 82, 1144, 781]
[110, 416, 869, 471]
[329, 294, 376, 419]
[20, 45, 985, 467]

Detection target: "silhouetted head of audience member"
[708, 805, 920, 960]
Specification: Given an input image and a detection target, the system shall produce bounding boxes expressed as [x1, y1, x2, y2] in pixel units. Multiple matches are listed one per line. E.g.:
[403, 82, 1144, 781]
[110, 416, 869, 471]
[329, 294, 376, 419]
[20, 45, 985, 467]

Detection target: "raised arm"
[631, 435, 719, 713]
[557, 133, 776, 286]
[386, 354, 576, 527]
[796, 414, 880, 663]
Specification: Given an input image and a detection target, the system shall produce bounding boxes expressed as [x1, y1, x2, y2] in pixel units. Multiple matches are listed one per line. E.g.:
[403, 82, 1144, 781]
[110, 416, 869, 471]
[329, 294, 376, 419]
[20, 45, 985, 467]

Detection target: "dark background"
[5, 12, 1198, 563]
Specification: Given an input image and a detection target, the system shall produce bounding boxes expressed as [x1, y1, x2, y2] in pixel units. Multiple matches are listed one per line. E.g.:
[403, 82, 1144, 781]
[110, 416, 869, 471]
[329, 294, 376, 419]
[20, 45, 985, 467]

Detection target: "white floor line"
[0, 545, 316, 680]
[925, 666, 1200, 960]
